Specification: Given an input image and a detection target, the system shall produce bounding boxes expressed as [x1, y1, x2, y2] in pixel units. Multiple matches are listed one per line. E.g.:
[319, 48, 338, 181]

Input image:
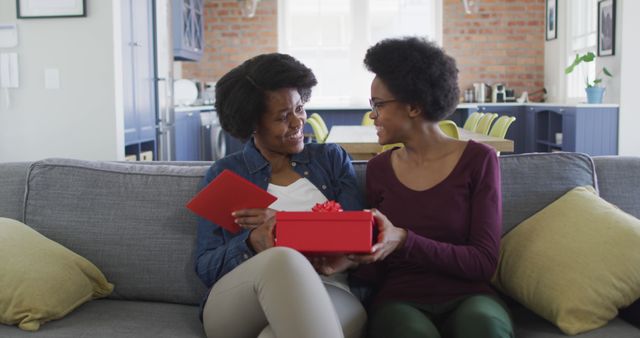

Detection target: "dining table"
[325, 125, 515, 160]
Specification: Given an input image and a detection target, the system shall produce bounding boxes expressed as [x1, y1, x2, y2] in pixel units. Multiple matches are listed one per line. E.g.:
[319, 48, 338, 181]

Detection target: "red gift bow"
[312, 200, 343, 212]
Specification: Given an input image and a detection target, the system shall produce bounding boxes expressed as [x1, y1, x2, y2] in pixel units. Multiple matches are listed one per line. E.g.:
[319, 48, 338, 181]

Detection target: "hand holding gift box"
[275, 201, 376, 254]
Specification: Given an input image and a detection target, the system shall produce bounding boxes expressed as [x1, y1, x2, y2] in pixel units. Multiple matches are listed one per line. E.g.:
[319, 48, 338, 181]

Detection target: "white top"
[268, 178, 328, 211]
[268, 178, 351, 293]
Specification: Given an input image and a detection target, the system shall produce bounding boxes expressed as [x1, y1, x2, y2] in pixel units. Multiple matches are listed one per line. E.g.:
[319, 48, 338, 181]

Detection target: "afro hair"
[364, 37, 460, 122]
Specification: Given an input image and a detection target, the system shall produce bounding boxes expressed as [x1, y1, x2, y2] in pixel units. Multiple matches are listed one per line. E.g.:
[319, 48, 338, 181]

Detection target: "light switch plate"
[0, 52, 19, 88]
[0, 23, 18, 48]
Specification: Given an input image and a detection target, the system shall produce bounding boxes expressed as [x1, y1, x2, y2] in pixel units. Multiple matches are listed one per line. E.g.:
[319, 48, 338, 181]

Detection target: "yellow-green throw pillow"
[0, 217, 114, 331]
[492, 186, 640, 335]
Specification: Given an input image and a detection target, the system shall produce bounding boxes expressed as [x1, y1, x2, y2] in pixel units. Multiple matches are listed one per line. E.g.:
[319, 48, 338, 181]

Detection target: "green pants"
[369, 295, 514, 338]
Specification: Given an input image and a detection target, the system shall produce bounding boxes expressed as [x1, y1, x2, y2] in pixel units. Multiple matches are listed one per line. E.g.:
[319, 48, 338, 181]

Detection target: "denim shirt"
[194, 139, 364, 292]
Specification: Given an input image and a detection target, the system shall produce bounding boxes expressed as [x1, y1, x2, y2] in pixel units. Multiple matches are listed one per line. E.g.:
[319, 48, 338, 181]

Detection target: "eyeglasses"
[369, 98, 398, 116]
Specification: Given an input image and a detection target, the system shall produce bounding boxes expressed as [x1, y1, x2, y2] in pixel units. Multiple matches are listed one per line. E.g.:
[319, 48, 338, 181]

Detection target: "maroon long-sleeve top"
[354, 140, 502, 306]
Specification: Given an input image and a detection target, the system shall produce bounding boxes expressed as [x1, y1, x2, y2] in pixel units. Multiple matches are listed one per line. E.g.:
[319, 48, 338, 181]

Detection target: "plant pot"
[585, 87, 605, 104]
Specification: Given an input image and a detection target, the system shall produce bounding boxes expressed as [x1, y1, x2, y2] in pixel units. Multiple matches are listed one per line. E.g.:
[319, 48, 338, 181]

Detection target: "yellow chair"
[475, 113, 498, 135]
[380, 120, 458, 152]
[438, 120, 460, 139]
[309, 113, 329, 137]
[306, 118, 327, 143]
[463, 112, 484, 132]
[488, 116, 516, 139]
[361, 111, 374, 126]
[381, 143, 403, 152]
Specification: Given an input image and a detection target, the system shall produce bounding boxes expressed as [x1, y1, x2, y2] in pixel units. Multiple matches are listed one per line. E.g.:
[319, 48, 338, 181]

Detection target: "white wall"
[0, 0, 124, 162]
[617, 0, 640, 155]
[545, 0, 639, 155]
[543, 0, 567, 103]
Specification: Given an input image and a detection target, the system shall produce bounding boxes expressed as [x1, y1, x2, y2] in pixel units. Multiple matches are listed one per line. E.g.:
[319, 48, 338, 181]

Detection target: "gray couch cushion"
[510, 301, 639, 338]
[0, 300, 203, 337]
[23, 158, 209, 305]
[0, 162, 30, 221]
[499, 152, 596, 235]
[593, 156, 640, 219]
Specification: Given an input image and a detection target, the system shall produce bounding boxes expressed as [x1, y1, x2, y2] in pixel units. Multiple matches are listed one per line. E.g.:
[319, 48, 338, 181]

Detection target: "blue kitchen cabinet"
[532, 107, 566, 153]
[173, 0, 204, 61]
[529, 105, 618, 155]
[561, 106, 618, 155]
[174, 110, 202, 161]
[123, 0, 157, 159]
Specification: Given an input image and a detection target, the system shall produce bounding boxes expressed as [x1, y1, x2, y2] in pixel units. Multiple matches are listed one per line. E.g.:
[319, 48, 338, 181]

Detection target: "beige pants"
[203, 247, 366, 338]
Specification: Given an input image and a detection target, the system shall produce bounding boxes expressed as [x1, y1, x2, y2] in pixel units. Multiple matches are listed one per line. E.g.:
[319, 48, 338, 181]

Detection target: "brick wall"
[443, 0, 545, 101]
[180, 0, 278, 81]
[183, 0, 545, 101]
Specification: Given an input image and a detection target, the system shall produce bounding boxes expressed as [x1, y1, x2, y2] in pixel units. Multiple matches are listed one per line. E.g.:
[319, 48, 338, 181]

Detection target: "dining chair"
[309, 113, 329, 137]
[475, 113, 498, 135]
[361, 111, 374, 126]
[380, 121, 458, 153]
[438, 120, 460, 139]
[381, 143, 403, 152]
[488, 116, 517, 139]
[463, 112, 484, 132]
[306, 118, 327, 143]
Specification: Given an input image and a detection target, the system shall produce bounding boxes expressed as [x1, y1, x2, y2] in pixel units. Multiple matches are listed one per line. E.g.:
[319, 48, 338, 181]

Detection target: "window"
[278, 0, 441, 108]
[566, 0, 598, 100]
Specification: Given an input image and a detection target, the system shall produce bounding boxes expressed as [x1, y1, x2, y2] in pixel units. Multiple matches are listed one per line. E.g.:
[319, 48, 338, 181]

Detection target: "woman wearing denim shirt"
[195, 53, 365, 338]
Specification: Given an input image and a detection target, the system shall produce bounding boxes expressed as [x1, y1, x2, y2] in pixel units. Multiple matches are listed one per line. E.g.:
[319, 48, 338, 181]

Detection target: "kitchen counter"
[174, 105, 214, 113]
[307, 102, 619, 111]
[464, 102, 619, 108]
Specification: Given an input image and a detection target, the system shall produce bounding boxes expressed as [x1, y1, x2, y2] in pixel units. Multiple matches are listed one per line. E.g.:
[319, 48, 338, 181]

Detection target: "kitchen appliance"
[473, 82, 490, 103]
[492, 83, 506, 103]
[201, 110, 227, 161]
[154, 0, 176, 161]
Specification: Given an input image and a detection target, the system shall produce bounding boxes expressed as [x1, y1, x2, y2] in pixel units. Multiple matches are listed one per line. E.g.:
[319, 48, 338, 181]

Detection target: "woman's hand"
[233, 208, 277, 253]
[310, 255, 358, 276]
[350, 208, 407, 264]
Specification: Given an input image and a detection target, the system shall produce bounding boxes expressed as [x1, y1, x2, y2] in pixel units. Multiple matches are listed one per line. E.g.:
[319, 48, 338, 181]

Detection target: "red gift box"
[275, 211, 374, 253]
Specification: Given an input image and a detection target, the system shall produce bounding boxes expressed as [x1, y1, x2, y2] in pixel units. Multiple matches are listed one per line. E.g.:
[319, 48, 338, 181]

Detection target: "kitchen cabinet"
[174, 109, 202, 161]
[535, 106, 618, 156]
[172, 0, 204, 61]
[123, 0, 157, 160]
[480, 104, 618, 155]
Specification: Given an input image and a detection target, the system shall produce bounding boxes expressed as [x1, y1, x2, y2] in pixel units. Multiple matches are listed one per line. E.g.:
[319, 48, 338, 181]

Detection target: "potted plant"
[565, 52, 612, 104]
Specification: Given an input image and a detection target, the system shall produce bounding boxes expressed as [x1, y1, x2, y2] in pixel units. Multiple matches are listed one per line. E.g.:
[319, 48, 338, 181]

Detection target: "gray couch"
[0, 152, 638, 337]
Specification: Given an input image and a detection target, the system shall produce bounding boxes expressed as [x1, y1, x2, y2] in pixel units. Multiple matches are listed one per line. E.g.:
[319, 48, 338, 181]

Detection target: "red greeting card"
[186, 169, 277, 233]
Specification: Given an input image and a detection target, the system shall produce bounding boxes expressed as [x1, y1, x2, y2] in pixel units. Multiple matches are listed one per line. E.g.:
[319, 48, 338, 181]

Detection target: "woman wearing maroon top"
[326, 37, 514, 338]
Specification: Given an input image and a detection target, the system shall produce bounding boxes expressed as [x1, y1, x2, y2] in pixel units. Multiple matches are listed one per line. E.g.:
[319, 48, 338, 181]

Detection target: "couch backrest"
[0, 162, 30, 221]
[0, 152, 605, 305]
[20, 158, 209, 305]
[352, 152, 598, 235]
[593, 156, 640, 219]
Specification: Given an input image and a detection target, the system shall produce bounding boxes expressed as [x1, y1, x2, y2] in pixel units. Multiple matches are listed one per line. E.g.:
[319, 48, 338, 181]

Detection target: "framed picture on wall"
[17, 0, 86, 19]
[545, 0, 557, 41]
[598, 0, 615, 56]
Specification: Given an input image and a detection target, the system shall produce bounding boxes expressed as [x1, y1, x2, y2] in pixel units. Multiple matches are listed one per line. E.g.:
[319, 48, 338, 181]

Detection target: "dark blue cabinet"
[173, 0, 204, 61]
[174, 110, 202, 161]
[562, 106, 618, 155]
[479, 104, 618, 155]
